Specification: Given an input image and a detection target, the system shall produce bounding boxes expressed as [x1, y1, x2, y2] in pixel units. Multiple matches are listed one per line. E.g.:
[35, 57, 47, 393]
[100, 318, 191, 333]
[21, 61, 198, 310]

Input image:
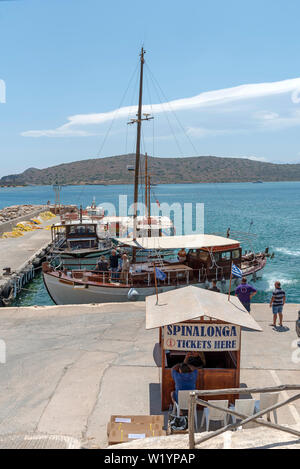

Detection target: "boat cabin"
[117, 234, 242, 284]
[186, 246, 242, 279]
[99, 216, 175, 239]
[51, 221, 100, 251]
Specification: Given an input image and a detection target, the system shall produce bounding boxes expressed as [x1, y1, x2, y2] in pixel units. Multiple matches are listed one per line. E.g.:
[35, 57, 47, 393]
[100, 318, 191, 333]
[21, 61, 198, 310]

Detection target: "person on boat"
[120, 253, 130, 284]
[209, 279, 220, 293]
[177, 248, 187, 264]
[95, 256, 109, 273]
[170, 353, 198, 405]
[270, 281, 286, 327]
[235, 277, 257, 313]
[109, 249, 120, 280]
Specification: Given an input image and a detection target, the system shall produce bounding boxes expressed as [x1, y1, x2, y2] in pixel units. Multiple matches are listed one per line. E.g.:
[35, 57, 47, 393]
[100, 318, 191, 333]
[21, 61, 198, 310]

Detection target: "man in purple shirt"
[235, 277, 257, 313]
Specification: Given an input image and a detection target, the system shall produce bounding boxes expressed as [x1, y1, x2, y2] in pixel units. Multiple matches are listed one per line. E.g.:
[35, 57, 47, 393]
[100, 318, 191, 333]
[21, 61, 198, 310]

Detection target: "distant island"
[1, 154, 300, 186]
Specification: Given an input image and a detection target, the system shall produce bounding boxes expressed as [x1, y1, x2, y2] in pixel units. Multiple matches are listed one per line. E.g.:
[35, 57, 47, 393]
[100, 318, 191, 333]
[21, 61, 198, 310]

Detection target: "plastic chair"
[229, 399, 256, 425]
[173, 390, 198, 431]
[200, 400, 229, 432]
[254, 392, 280, 423]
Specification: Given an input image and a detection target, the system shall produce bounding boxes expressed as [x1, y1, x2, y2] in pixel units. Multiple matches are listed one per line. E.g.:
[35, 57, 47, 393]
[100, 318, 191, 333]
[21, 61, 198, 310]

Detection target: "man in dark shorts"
[235, 277, 257, 312]
[270, 281, 286, 327]
[109, 249, 120, 280]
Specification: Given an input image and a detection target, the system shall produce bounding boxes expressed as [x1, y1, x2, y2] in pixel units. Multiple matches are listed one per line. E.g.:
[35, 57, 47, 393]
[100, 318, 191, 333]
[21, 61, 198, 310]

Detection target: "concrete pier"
[0, 216, 58, 305]
[0, 302, 299, 449]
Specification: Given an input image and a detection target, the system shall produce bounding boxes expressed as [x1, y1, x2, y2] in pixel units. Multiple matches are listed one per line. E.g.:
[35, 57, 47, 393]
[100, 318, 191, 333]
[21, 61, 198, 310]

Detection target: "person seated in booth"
[185, 351, 206, 368]
[177, 248, 187, 264]
[170, 352, 198, 405]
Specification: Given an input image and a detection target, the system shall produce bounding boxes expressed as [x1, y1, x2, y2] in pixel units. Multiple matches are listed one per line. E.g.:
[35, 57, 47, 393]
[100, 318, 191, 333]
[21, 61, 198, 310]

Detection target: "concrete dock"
[0, 302, 299, 449]
[0, 216, 58, 304]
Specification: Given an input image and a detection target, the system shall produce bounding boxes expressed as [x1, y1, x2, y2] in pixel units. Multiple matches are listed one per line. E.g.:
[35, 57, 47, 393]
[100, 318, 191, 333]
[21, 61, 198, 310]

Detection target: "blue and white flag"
[155, 267, 166, 281]
[232, 263, 243, 278]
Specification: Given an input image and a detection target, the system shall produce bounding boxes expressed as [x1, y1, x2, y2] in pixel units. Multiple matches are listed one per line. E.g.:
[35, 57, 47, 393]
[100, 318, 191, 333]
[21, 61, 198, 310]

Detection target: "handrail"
[188, 385, 300, 449]
[54, 264, 250, 288]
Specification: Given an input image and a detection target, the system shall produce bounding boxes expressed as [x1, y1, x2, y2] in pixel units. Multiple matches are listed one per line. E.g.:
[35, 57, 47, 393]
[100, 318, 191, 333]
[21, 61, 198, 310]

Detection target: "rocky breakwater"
[0, 204, 46, 224]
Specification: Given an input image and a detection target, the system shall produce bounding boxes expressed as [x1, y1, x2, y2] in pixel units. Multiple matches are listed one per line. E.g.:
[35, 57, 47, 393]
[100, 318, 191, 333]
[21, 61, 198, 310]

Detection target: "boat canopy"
[146, 285, 262, 331]
[116, 234, 240, 250]
[100, 216, 173, 228]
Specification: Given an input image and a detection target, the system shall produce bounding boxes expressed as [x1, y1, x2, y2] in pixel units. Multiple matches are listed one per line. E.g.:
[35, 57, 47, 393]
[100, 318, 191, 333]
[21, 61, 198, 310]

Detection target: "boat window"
[77, 226, 86, 234]
[198, 250, 209, 262]
[232, 249, 240, 259]
[86, 225, 96, 233]
[70, 240, 91, 250]
[221, 251, 231, 260]
[213, 252, 220, 262]
[69, 226, 84, 234]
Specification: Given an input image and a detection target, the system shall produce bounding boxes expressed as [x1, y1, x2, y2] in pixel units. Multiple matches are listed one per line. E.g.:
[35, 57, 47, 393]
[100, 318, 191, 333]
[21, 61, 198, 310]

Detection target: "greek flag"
[155, 267, 166, 281]
[232, 263, 243, 278]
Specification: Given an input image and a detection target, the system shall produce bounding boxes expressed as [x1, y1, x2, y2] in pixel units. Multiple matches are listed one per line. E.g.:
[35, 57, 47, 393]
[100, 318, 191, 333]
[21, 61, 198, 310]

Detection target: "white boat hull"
[43, 271, 260, 305]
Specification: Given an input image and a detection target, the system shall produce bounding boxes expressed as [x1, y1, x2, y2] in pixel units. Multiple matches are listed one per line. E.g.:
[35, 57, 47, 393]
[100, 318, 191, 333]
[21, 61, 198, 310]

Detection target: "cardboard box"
[108, 421, 162, 436]
[110, 415, 164, 425]
[108, 415, 165, 436]
[108, 424, 167, 445]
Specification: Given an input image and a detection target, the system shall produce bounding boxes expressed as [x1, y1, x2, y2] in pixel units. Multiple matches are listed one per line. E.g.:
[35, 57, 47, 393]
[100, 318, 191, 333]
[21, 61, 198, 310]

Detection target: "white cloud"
[254, 111, 279, 120]
[21, 77, 300, 138]
[255, 110, 300, 130]
[186, 127, 247, 138]
[246, 155, 268, 162]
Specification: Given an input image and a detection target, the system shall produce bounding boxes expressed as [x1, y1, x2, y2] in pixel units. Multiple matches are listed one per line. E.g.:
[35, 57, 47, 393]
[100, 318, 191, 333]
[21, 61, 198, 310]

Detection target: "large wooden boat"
[43, 233, 267, 305]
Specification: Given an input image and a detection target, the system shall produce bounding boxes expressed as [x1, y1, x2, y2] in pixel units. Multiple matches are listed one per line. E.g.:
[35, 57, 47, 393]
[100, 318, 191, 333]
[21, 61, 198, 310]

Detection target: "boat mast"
[133, 47, 145, 240]
[128, 48, 153, 260]
[145, 152, 148, 215]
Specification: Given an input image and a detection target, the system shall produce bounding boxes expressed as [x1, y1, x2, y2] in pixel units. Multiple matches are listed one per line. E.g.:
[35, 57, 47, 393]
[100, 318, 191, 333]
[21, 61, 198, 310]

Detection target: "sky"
[1, 0, 300, 176]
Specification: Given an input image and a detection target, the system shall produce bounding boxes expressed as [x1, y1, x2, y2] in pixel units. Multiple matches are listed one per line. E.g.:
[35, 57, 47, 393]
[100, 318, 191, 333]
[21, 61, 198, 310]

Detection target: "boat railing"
[63, 266, 229, 288]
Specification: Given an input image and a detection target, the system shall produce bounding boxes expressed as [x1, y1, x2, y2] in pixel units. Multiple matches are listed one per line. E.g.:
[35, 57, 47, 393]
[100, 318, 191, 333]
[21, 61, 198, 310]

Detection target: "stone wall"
[0, 206, 47, 235]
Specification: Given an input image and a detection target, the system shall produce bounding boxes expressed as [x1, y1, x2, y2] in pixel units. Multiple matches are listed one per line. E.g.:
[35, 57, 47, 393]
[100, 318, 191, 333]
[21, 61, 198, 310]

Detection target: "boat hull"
[43, 270, 260, 305]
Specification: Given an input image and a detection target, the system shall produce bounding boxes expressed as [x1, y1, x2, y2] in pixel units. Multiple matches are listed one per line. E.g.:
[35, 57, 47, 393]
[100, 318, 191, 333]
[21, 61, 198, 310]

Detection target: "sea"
[0, 181, 299, 306]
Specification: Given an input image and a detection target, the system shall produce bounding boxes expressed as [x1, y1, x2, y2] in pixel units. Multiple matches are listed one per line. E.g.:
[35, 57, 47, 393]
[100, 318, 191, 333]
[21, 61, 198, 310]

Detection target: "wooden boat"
[50, 212, 175, 270]
[43, 233, 267, 304]
[50, 219, 113, 270]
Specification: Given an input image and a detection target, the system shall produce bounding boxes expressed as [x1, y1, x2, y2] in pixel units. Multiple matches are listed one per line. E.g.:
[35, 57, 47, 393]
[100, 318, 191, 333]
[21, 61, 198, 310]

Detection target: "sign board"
[164, 323, 240, 352]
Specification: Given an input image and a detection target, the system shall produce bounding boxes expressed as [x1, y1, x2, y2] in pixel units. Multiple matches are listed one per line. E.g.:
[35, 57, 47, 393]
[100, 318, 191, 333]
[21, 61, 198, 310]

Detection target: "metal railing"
[188, 385, 300, 449]
[63, 266, 219, 287]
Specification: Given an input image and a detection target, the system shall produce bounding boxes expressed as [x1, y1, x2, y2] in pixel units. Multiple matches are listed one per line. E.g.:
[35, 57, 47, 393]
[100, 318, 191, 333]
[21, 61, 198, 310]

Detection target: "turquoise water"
[1, 182, 300, 305]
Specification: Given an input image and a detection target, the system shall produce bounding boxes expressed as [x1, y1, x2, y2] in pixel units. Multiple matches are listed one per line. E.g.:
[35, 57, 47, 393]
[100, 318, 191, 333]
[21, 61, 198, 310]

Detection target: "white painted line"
[270, 370, 300, 423]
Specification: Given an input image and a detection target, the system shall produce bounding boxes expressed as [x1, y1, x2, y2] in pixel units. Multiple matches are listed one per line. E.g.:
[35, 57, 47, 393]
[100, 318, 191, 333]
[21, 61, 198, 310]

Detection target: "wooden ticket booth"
[145, 286, 262, 411]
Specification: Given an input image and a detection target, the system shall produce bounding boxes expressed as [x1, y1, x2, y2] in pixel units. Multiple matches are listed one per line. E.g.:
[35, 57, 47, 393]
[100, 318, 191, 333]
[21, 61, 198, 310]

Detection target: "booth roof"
[117, 234, 240, 250]
[145, 285, 262, 332]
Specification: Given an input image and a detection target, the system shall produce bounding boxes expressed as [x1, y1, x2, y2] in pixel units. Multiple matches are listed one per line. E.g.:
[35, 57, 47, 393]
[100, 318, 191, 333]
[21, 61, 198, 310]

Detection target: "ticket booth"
[145, 286, 262, 411]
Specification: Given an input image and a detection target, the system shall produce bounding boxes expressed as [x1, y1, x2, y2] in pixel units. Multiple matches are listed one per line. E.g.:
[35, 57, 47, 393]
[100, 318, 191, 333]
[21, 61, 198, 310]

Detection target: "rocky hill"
[1, 154, 300, 186]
